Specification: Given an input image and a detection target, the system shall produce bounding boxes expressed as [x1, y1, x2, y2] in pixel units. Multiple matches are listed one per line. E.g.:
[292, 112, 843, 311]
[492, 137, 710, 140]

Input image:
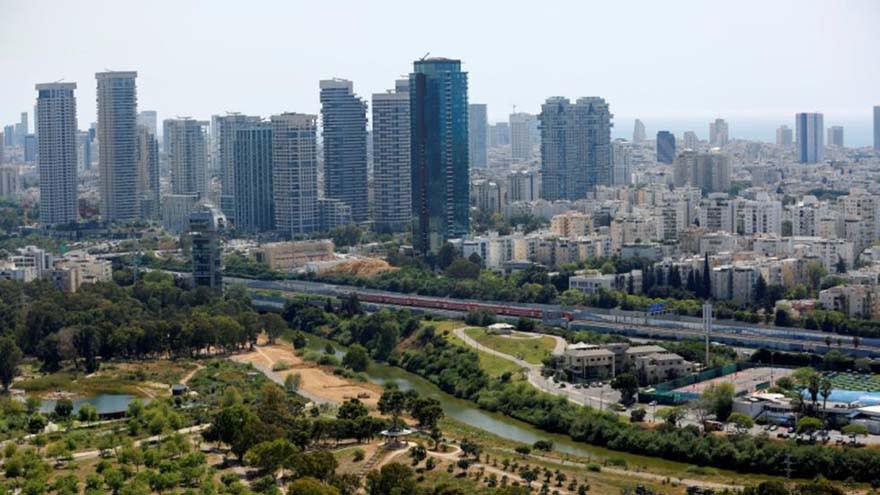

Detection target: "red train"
[354, 291, 573, 320]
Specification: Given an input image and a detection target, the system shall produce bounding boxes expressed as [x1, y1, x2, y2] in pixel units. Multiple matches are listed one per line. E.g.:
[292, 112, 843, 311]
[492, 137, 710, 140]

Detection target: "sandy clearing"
[231, 341, 383, 408]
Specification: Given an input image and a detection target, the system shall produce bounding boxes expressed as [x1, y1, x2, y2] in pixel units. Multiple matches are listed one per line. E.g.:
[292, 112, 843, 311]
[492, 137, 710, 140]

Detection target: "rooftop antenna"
[420, 52, 431, 61]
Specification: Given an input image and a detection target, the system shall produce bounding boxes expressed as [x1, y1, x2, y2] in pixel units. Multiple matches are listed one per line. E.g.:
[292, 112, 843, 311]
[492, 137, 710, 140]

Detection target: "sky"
[2, 0, 879, 145]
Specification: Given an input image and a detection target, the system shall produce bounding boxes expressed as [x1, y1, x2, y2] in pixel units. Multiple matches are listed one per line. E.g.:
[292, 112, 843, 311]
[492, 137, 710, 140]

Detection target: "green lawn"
[464, 328, 557, 365]
[445, 329, 524, 378]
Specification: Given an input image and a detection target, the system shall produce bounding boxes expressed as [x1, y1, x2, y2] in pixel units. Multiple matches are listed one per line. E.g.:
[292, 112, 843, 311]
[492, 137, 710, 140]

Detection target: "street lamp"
[650, 401, 657, 423]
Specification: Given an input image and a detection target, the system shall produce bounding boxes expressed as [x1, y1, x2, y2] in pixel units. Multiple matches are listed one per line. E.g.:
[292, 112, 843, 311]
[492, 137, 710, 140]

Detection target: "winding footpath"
[453, 327, 614, 411]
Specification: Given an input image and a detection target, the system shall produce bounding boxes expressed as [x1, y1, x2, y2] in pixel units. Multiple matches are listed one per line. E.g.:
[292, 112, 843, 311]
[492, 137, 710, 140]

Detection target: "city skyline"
[2, 1, 879, 145]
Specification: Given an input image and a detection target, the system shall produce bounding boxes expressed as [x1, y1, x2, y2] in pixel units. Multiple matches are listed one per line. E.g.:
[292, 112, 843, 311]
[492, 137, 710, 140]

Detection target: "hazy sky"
[2, 0, 879, 144]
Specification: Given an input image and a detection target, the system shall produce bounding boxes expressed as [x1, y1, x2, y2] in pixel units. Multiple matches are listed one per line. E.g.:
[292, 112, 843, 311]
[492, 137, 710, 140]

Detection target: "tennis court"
[673, 366, 793, 396]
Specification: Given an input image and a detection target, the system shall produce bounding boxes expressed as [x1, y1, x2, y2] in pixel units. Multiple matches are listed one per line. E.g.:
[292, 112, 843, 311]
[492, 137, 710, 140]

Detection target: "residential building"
[213, 113, 261, 220]
[0, 166, 18, 197]
[161, 193, 200, 233]
[164, 118, 208, 197]
[699, 193, 737, 232]
[96, 71, 139, 222]
[776, 125, 793, 146]
[272, 113, 319, 236]
[819, 285, 880, 320]
[35, 82, 79, 226]
[827, 125, 844, 147]
[318, 198, 353, 231]
[471, 179, 502, 213]
[468, 104, 488, 168]
[709, 118, 729, 146]
[551, 211, 592, 237]
[189, 204, 225, 292]
[232, 121, 275, 233]
[510, 112, 536, 162]
[656, 131, 675, 164]
[320, 79, 368, 223]
[372, 79, 411, 233]
[795, 112, 824, 163]
[738, 195, 782, 234]
[673, 149, 731, 193]
[137, 110, 158, 137]
[507, 170, 539, 202]
[683, 131, 699, 150]
[136, 126, 159, 219]
[409, 57, 469, 254]
[632, 119, 646, 143]
[611, 140, 633, 186]
[539, 96, 613, 200]
[874, 106, 880, 151]
[489, 122, 509, 147]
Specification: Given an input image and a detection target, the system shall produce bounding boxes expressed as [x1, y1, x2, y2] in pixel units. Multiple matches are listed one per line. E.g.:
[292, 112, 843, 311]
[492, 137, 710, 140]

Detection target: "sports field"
[823, 371, 880, 392]
[673, 366, 793, 396]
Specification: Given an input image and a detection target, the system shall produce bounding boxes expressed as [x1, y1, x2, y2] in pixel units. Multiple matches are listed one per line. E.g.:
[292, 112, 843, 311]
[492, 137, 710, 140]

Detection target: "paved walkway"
[453, 327, 620, 412]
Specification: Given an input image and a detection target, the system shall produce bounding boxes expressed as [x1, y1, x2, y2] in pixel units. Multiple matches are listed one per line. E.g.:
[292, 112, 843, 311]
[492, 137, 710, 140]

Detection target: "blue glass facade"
[410, 58, 469, 254]
[656, 131, 676, 164]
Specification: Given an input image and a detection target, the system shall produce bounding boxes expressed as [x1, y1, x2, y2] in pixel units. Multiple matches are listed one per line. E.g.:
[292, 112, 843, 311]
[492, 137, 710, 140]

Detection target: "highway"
[222, 275, 880, 358]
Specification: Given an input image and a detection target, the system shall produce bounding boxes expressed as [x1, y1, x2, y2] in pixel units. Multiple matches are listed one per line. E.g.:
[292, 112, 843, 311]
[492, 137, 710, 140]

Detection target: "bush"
[352, 449, 365, 462]
[629, 408, 647, 422]
[532, 440, 554, 451]
[272, 361, 291, 372]
[587, 463, 601, 472]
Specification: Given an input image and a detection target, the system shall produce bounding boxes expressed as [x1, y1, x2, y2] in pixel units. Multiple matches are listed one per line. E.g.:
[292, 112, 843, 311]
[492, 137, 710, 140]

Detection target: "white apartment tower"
[96, 71, 139, 222]
[164, 118, 209, 197]
[36, 82, 79, 226]
[271, 113, 319, 236]
[709, 118, 729, 146]
[372, 79, 411, 233]
[510, 112, 536, 162]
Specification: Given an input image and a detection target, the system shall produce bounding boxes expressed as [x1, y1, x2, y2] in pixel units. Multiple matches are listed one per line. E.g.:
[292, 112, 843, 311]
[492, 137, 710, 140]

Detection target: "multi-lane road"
[223, 275, 880, 358]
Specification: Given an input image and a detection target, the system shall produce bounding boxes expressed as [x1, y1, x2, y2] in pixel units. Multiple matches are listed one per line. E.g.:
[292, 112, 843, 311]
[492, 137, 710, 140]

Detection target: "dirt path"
[230, 341, 382, 408]
[180, 363, 204, 385]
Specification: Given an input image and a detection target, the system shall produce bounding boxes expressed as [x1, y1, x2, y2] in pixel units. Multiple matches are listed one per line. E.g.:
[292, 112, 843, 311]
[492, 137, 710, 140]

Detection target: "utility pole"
[702, 302, 712, 368]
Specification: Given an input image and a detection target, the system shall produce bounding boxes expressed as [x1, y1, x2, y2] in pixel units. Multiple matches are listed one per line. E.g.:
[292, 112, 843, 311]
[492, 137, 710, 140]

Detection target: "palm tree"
[819, 377, 833, 426]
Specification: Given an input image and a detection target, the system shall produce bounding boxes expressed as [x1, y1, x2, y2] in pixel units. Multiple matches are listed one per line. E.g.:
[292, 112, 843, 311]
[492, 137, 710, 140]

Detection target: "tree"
[819, 377, 832, 418]
[365, 463, 417, 495]
[342, 344, 370, 372]
[408, 397, 444, 429]
[754, 275, 767, 305]
[793, 368, 820, 410]
[78, 403, 99, 424]
[611, 373, 638, 406]
[378, 388, 407, 431]
[436, 243, 458, 270]
[657, 406, 685, 427]
[0, 336, 23, 391]
[835, 256, 847, 274]
[700, 383, 735, 421]
[261, 313, 287, 344]
[338, 398, 369, 420]
[727, 412, 754, 434]
[246, 439, 299, 474]
[807, 261, 827, 290]
[445, 258, 481, 280]
[288, 477, 340, 495]
[285, 373, 302, 393]
[841, 423, 868, 443]
[629, 408, 647, 422]
[774, 309, 791, 327]
[520, 468, 538, 487]
[54, 398, 74, 419]
[796, 416, 823, 436]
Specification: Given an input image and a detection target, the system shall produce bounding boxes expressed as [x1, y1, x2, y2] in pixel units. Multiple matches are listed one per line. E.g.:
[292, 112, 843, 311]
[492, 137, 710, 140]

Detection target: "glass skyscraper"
[320, 79, 368, 223]
[234, 121, 275, 233]
[656, 130, 676, 164]
[409, 58, 469, 254]
[795, 112, 824, 164]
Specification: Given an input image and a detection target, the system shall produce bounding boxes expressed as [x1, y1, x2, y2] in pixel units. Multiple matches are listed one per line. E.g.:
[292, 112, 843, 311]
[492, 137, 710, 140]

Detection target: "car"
[770, 425, 778, 431]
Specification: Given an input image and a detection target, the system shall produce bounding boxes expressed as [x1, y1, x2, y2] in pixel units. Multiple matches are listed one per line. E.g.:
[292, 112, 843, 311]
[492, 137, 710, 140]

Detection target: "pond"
[39, 394, 140, 416]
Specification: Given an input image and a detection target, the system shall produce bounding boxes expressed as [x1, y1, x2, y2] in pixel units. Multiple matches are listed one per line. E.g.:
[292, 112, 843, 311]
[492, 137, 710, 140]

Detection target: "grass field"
[464, 327, 557, 365]
[16, 361, 197, 398]
[440, 326, 525, 378]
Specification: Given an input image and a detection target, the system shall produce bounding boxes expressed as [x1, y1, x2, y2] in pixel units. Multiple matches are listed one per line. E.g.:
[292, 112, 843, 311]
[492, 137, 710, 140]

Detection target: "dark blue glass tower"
[656, 130, 676, 164]
[410, 58, 469, 254]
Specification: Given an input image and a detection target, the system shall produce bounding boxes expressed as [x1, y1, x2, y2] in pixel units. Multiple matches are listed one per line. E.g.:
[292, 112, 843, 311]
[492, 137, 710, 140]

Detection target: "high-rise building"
[611, 140, 633, 186]
[164, 118, 208, 197]
[468, 104, 488, 168]
[3, 126, 14, 147]
[320, 78, 368, 223]
[656, 131, 676, 164]
[507, 170, 539, 202]
[489, 122, 510, 147]
[213, 113, 260, 220]
[682, 131, 698, 150]
[271, 113, 319, 236]
[539, 96, 613, 200]
[15, 112, 28, 146]
[137, 110, 158, 137]
[409, 57, 469, 254]
[372, 79, 411, 233]
[136, 126, 159, 219]
[795, 112, 824, 163]
[510, 112, 536, 162]
[23, 135, 37, 162]
[874, 106, 880, 151]
[35, 82, 79, 226]
[673, 149, 730, 193]
[77, 131, 92, 171]
[189, 204, 225, 292]
[233, 121, 275, 233]
[776, 125, 793, 146]
[709, 118, 729, 147]
[827, 125, 844, 147]
[96, 71, 139, 222]
[633, 119, 646, 144]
